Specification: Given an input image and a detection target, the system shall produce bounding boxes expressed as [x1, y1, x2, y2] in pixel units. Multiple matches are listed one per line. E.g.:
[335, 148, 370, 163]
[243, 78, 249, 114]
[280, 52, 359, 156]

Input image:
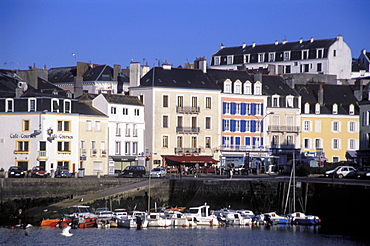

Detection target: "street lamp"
[248, 111, 274, 174]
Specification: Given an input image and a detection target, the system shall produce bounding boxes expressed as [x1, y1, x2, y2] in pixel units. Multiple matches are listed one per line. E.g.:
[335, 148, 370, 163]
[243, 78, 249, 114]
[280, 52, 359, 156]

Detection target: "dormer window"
[304, 103, 310, 114]
[269, 53, 275, 62]
[272, 95, 280, 107]
[227, 55, 233, 65]
[317, 48, 324, 58]
[283, 51, 290, 61]
[332, 104, 338, 114]
[244, 54, 250, 63]
[5, 98, 13, 112]
[258, 53, 265, 63]
[64, 100, 71, 113]
[214, 56, 220, 65]
[302, 50, 309, 59]
[244, 81, 252, 95]
[286, 95, 294, 108]
[254, 82, 262, 95]
[349, 104, 354, 115]
[224, 80, 232, 93]
[52, 99, 59, 113]
[234, 80, 242, 94]
[28, 98, 36, 112]
[315, 103, 320, 114]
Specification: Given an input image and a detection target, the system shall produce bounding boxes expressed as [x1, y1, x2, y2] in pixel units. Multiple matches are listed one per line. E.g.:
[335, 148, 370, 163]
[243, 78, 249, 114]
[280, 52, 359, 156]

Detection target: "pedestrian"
[229, 164, 233, 179]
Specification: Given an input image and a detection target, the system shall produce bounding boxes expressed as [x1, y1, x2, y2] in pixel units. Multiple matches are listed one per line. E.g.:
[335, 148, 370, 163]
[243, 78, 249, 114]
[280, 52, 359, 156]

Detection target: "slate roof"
[48, 64, 114, 83]
[257, 74, 300, 96]
[213, 37, 337, 57]
[295, 84, 359, 114]
[75, 101, 107, 116]
[139, 67, 219, 89]
[0, 69, 25, 97]
[77, 93, 143, 106]
[205, 69, 253, 89]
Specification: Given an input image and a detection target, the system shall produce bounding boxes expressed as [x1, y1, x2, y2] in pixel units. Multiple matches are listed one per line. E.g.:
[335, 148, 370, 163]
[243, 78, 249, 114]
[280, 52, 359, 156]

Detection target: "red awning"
[163, 155, 219, 164]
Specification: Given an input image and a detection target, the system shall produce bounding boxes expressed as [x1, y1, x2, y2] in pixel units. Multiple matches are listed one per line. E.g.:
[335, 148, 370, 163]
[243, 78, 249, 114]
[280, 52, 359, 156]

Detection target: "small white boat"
[117, 211, 148, 228]
[218, 209, 252, 226]
[287, 212, 321, 225]
[147, 212, 172, 227]
[164, 210, 196, 227]
[183, 203, 219, 226]
[264, 212, 289, 224]
[113, 209, 128, 221]
[95, 208, 114, 219]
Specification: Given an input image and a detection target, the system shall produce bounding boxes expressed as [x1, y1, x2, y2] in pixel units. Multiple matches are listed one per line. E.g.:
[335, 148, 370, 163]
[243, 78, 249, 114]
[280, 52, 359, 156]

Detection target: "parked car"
[355, 166, 370, 179]
[31, 166, 48, 178]
[325, 166, 356, 178]
[55, 166, 73, 178]
[118, 166, 146, 178]
[149, 167, 167, 178]
[8, 166, 25, 178]
[232, 165, 245, 175]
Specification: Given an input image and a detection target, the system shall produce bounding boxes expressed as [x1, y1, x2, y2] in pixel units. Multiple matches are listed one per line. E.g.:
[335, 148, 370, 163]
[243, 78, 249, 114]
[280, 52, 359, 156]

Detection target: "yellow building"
[297, 84, 359, 163]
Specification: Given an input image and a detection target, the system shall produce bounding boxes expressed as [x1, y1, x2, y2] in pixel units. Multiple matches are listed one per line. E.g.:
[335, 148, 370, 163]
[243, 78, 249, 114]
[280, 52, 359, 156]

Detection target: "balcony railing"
[176, 127, 200, 134]
[91, 149, 97, 157]
[176, 106, 200, 114]
[81, 148, 86, 156]
[174, 147, 201, 155]
[219, 145, 268, 152]
[268, 125, 300, 133]
[101, 149, 107, 157]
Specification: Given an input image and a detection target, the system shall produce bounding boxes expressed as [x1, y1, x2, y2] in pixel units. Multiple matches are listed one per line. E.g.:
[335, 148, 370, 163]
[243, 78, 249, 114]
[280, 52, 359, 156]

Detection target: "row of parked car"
[324, 165, 370, 179]
[7, 166, 73, 178]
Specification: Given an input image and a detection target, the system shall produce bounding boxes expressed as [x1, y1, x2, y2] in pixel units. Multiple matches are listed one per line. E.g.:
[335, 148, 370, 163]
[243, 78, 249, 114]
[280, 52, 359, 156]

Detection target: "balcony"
[81, 148, 86, 156]
[91, 149, 97, 157]
[176, 127, 200, 134]
[219, 145, 267, 152]
[176, 106, 200, 114]
[174, 147, 201, 155]
[268, 125, 300, 133]
[37, 151, 48, 161]
[101, 149, 107, 157]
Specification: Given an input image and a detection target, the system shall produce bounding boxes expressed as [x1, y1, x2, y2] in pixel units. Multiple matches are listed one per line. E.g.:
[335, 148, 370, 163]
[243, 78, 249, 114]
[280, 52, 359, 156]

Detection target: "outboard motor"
[136, 216, 143, 230]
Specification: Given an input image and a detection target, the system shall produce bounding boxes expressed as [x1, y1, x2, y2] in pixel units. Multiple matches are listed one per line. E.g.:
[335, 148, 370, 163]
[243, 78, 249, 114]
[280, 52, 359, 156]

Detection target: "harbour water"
[0, 225, 366, 246]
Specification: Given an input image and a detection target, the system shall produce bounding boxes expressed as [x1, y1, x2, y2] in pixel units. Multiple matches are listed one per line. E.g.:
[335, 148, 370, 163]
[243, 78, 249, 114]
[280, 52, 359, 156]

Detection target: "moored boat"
[117, 211, 148, 228]
[264, 212, 289, 224]
[287, 212, 321, 225]
[164, 210, 196, 227]
[147, 212, 172, 227]
[183, 203, 219, 226]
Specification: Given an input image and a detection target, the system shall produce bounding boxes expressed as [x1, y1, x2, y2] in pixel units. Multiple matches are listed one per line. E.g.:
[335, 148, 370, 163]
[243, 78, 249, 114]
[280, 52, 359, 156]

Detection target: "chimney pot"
[252, 42, 256, 47]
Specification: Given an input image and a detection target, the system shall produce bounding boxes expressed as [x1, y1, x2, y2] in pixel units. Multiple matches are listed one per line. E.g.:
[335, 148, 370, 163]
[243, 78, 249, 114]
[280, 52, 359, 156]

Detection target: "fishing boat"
[66, 205, 97, 228]
[40, 217, 72, 227]
[147, 212, 172, 227]
[117, 211, 148, 228]
[183, 203, 219, 226]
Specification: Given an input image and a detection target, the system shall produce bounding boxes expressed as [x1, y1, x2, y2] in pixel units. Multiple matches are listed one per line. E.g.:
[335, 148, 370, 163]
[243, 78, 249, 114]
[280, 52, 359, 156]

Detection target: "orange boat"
[40, 217, 72, 227]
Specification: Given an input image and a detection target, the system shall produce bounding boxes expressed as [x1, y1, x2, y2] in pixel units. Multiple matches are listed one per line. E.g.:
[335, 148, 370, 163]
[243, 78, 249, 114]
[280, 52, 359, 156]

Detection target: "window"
[115, 123, 121, 136]
[333, 104, 338, 114]
[162, 136, 168, 148]
[332, 156, 339, 163]
[254, 82, 261, 95]
[115, 141, 121, 155]
[134, 109, 140, 116]
[272, 96, 279, 107]
[315, 103, 320, 114]
[57, 141, 70, 152]
[244, 81, 252, 95]
[95, 121, 101, 131]
[28, 98, 36, 112]
[163, 115, 168, 128]
[272, 135, 279, 146]
[332, 139, 340, 150]
[333, 50, 336, 57]
[287, 135, 294, 146]
[315, 138, 322, 149]
[5, 99, 13, 112]
[80, 140, 86, 155]
[235, 103, 241, 115]
[227, 55, 233, 64]
[304, 103, 310, 114]
[332, 121, 340, 132]
[111, 107, 116, 114]
[256, 103, 261, 115]
[58, 120, 70, 132]
[303, 138, 311, 149]
[348, 121, 356, 133]
[191, 136, 197, 148]
[57, 161, 69, 169]
[132, 142, 138, 155]
[177, 136, 183, 148]
[284, 51, 290, 61]
[315, 120, 322, 133]
[303, 120, 311, 132]
[348, 139, 356, 150]
[317, 49, 324, 58]
[91, 140, 97, 156]
[269, 53, 275, 62]
[286, 96, 294, 108]
[125, 124, 130, 136]
[285, 65, 291, 73]
[23, 120, 30, 131]
[16, 141, 29, 152]
[317, 63, 322, 72]
[302, 50, 308, 59]
[235, 120, 240, 132]
[163, 95, 169, 107]
[258, 53, 264, 63]
[224, 102, 231, 114]
[234, 83, 241, 94]
[133, 124, 138, 137]
[205, 97, 212, 109]
[191, 96, 198, 109]
[64, 100, 71, 113]
[244, 54, 250, 63]
[224, 119, 230, 131]
[214, 56, 220, 65]
[246, 120, 251, 132]
[205, 137, 211, 148]
[52, 99, 59, 112]
[125, 142, 130, 155]
[302, 64, 309, 72]
[177, 96, 183, 108]
[123, 108, 128, 115]
[205, 117, 211, 129]
[349, 104, 354, 115]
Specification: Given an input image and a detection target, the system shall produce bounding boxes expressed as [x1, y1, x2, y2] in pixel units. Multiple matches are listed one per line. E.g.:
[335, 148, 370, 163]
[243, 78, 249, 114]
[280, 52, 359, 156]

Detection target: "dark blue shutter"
[231, 120, 236, 132]
[230, 137, 234, 146]
[251, 120, 256, 132]
[241, 103, 246, 115]
[261, 104, 264, 115]
[223, 102, 226, 114]
[252, 137, 256, 146]
[222, 137, 225, 146]
[251, 103, 256, 115]
[235, 137, 240, 146]
[241, 120, 246, 132]
[261, 137, 264, 147]
[245, 137, 250, 145]
[261, 121, 264, 132]
[222, 119, 225, 131]
[231, 103, 236, 115]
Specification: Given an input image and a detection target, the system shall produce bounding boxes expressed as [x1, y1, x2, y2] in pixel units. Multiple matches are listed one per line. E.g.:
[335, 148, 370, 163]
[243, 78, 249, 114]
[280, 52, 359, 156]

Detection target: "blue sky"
[1, 0, 369, 70]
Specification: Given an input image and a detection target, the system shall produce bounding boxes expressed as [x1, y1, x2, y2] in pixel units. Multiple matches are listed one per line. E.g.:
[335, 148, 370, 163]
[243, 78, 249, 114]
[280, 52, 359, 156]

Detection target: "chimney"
[162, 64, 171, 70]
[254, 73, 262, 83]
[310, 37, 314, 43]
[220, 43, 225, 49]
[299, 38, 303, 44]
[76, 62, 89, 77]
[252, 42, 256, 48]
[242, 42, 246, 48]
[318, 84, 324, 106]
[282, 39, 287, 44]
[113, 64, 121, 81]
[130, 62, 141, 87]
[275, 40, 278, 45]
[141, 63, 150, 77]
[199, 58, 207, 73]
[74, 76, 83, 98]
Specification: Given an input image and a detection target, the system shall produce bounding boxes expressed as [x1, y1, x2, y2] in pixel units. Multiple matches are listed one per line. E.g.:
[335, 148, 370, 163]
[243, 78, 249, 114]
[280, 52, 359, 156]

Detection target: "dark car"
[8, 166, 25, 178]
[31, 166, 49, 178]
[55, 166, 73, 178]
[355, 166, 370, 179]
[118, 166, 146, 178]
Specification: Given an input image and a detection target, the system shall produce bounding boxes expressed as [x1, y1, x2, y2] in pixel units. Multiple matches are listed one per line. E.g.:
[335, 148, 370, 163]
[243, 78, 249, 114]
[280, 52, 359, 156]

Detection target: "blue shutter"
[261, 104, 264, 115]
[235, 137, 240, 146]
[251, 120, 256, 132]
[241, 120, 246, 132]
[261, 121, 264, 132]
[245, 137, 250, 146]
[230, 137, 234, 145]
[222, 137, 225, 146]
[261, 137, 264, 147]
[251, 103, 256, 115]
[231, 120, 236, 132]
[223, 102, 226, 114]
[252, 137, 256, 146]
[222, 119, 225, 131]
[241, 103, 246, 115]
[231, 103, 236, 115]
